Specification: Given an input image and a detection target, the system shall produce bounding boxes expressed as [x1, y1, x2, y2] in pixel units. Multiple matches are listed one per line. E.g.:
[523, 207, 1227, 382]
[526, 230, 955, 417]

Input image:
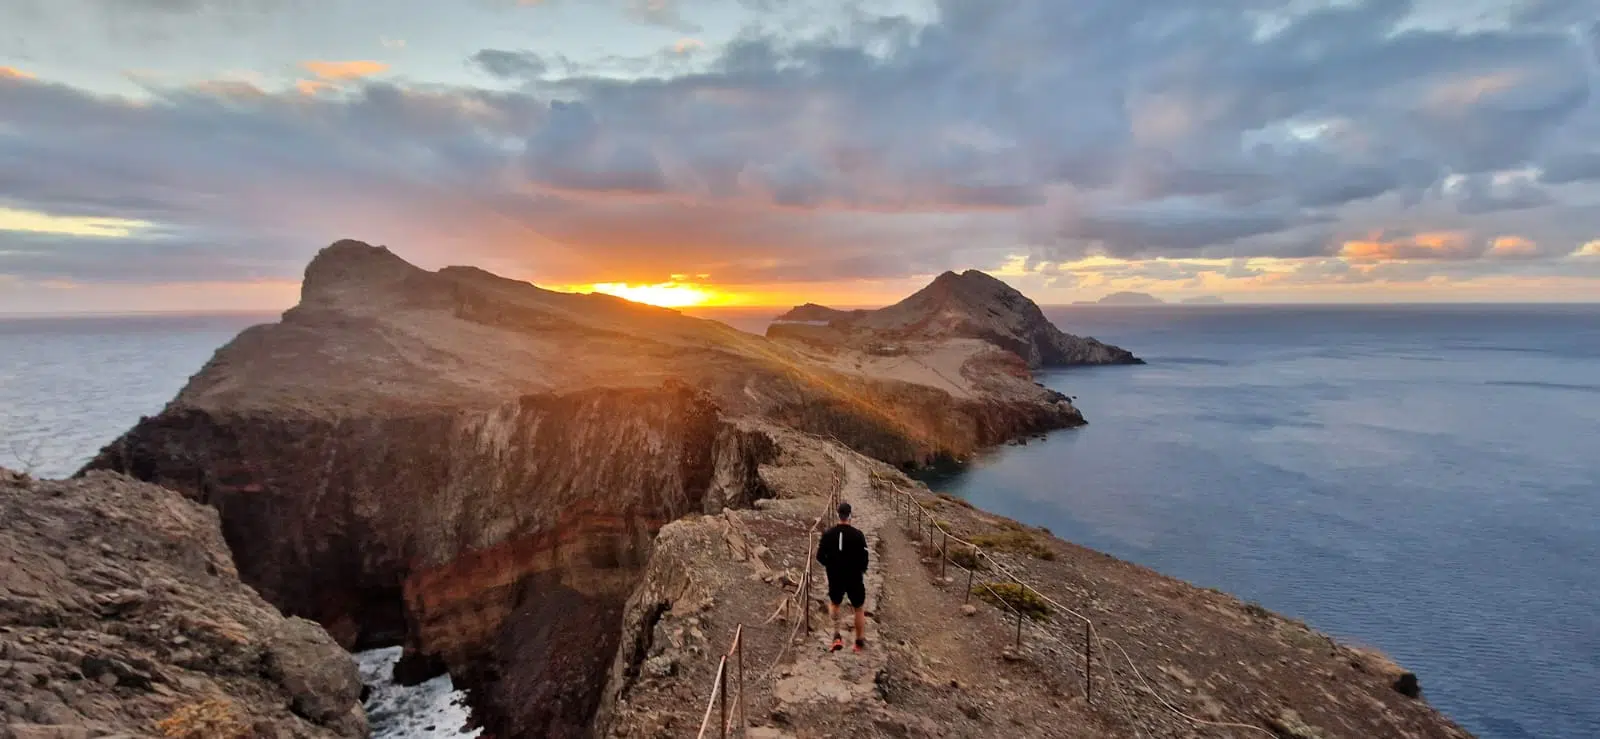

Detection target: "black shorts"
[827, 573, 866, 608]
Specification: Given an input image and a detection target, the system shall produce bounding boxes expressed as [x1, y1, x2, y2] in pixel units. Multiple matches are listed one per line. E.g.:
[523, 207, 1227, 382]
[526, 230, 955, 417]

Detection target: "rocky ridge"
[770, 269, 1142, 368]
[0, 467, 366, 739]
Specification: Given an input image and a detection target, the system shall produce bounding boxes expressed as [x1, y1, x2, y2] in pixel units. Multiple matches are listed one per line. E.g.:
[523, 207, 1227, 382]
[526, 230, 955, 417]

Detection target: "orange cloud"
[672, 38, 705, 54]
[1428, 70, 1524, 109]
[301, 60, 389, 80]
[1489, 235, 1537, 257]
[0, 66, 34, 80]
[296, 79, 334, 96]
[1339, 231, 1471, 261]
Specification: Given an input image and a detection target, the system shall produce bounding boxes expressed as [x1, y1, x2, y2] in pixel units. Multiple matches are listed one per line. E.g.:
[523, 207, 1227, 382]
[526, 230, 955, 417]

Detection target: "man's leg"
[826, 576, 845, 651]
[850, 580, 867, 651]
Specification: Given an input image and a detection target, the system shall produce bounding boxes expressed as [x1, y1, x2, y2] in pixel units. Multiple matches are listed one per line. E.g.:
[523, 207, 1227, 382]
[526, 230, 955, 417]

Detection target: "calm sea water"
[1, 306, 1596, 738]
[922, 305, 1600, 739]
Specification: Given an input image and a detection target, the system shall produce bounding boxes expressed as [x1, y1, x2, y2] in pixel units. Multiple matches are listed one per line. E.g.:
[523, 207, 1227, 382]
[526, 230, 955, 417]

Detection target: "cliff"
[84, 240, 1092, 737]
[770, 269, 1142, 368]
[0, 468, 366, 738]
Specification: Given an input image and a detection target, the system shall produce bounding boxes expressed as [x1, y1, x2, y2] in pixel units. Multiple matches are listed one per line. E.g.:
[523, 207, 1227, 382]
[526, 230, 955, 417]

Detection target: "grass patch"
[971, 582, 1051, 622]
[970, 530, 1056, 561]
[948, 545, 984, 571]
[936, 492, 974, 509]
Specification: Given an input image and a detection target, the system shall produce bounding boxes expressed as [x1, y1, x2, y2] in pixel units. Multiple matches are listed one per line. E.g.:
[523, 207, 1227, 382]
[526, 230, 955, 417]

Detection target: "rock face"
[0, 468, 366, 738]
[771, 269, 1142, 367]
[84, 241, 1103, 736]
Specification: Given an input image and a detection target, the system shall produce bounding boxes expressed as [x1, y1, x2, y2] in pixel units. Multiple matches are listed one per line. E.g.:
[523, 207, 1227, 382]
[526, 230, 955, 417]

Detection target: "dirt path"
[766, 448, 891, 727]
[870, 465, 1109, 738]
[759, 447, 1108, 738]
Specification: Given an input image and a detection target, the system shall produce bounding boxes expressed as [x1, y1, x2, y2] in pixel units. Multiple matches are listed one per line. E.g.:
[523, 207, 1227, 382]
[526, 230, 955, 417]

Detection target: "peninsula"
[43, 240, 1469, 738]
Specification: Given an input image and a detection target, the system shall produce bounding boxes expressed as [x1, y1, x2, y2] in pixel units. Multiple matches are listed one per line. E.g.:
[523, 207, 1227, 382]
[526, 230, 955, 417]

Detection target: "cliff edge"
[0, 468, 366, 738]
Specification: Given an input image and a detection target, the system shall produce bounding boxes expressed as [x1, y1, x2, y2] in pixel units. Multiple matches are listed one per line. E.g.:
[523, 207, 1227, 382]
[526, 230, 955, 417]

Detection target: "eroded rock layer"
[89, 383, 776, 737]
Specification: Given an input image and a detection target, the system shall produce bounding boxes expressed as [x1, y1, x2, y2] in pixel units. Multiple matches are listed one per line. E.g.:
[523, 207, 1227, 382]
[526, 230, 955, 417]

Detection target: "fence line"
[695, 625, 749, 739]
[694, 431, 1274, 738]
[876, 479, 1278, 738]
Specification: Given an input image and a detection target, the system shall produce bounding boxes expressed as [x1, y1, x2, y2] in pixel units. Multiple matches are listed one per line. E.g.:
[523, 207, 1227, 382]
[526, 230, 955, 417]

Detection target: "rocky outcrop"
[771, 270, 1142, 368]
[0, 468, 366, 738]
[89, 383, 776, 738]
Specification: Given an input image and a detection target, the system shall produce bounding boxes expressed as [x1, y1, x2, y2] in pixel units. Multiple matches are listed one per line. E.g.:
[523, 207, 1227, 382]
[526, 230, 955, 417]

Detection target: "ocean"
[1, 305, 1596, 738]
[925, 305, 1600, 739]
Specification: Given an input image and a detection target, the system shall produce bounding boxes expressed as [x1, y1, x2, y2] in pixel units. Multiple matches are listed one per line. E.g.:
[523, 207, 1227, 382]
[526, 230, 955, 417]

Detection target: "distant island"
[1069, 292, 1228, 306]
[1071, 291, 1165, 305]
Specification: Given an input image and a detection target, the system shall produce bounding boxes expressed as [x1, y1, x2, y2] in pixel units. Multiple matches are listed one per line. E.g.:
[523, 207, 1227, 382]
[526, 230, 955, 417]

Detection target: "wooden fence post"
[964, 565, 974, 604]
[737, 630, 747, 735]
[940, 530, 949, 579]
[1084, 621, 1093, 706]
[718, 662, 727, 739]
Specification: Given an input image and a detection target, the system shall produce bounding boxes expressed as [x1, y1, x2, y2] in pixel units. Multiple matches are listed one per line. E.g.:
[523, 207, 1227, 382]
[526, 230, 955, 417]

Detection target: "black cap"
[837, 502, 852, 520]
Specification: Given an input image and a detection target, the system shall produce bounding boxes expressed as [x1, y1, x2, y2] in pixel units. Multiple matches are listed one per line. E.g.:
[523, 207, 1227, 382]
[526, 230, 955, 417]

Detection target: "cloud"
[0, 67, 34, 80]
[472, 49, 548, 80]
[1340, 231, 1474, 261]
[1489, 235, 1539, 257]
[625, 0, 701, 32]
[301, 60, 389, 80]
[2, 0, 1599, 299]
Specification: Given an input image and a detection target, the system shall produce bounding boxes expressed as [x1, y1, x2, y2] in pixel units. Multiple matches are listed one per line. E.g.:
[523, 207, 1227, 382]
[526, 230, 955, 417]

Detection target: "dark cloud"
[1448, 174, 1556, 214]
[472, 49, 548, 80]
[2, 0, 1599, 291]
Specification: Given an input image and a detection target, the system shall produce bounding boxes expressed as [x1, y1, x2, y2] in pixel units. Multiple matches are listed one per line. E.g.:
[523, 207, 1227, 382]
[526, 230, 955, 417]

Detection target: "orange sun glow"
[563, 281, 732, 308]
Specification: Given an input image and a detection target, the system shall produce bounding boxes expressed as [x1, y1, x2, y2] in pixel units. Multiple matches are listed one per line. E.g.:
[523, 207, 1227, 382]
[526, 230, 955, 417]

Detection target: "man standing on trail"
[816, 501, 869, 653]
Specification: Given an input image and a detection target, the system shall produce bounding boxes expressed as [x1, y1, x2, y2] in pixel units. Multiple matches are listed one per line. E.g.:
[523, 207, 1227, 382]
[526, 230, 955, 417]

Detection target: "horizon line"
[4, 300, 1600, 320]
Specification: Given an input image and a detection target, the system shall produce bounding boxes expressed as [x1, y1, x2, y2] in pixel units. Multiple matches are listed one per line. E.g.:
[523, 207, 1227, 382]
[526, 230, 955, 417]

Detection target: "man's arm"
[816, 526, 831, 568]
[855, 529, 870, 573]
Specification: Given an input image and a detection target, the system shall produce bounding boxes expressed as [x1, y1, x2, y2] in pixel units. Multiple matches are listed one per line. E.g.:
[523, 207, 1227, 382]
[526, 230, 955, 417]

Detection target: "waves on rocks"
[355, 647, 480, 739]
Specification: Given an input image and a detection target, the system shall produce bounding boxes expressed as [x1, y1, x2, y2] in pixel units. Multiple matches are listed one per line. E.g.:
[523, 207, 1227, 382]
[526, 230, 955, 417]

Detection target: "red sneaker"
[853, 639, 865, 653]
[830, 635, 844, 652]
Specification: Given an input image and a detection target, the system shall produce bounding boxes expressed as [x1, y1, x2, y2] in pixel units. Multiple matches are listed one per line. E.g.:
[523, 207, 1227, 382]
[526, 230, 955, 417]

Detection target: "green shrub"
[971, 582, 1051, 622]
[936, 492, 974, 509]
[948, 545, 983, 571]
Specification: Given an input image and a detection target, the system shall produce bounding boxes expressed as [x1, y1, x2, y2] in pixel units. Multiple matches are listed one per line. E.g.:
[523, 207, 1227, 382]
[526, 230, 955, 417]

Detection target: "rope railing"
[874, 479, 1278, 738]
[695, 624, 749, 739]
[699, 438, 845, 736]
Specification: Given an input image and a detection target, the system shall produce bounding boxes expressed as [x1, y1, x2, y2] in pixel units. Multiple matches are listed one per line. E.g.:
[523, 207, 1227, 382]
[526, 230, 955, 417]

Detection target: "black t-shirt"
[816, 523, 869, 578]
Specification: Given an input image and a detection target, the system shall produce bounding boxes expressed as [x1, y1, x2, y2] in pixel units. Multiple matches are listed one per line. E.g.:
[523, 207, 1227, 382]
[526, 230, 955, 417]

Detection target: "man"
[815, 501, 869, 653]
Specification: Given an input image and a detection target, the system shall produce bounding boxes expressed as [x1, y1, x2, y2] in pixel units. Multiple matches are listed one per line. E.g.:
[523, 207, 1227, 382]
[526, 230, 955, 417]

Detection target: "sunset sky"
[3, 0, 1600, 312]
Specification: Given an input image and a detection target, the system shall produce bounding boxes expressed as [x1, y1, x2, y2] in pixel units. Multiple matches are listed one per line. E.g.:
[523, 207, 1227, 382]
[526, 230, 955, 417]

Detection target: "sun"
[567, 281, 727, 308]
